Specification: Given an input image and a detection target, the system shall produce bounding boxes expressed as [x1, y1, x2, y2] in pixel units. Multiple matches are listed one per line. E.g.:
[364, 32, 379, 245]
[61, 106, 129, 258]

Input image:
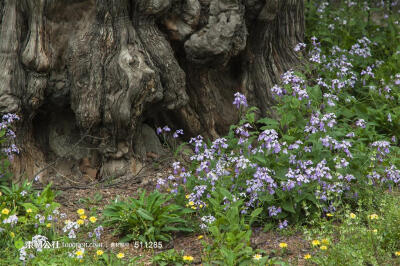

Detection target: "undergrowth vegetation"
[0, 0, 400, 265]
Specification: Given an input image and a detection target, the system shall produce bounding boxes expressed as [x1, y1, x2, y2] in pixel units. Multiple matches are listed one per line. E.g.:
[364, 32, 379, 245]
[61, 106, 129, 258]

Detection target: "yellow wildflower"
[96, 250, 104, 256]
[80, 215, 87, 220]
[183, 255, 194, 261]
[191, 206, 196, 210]
[279, 242, 288, 248]
[253, 254, 262, 260]
[0, 191, 2, 196]
[77, 219, 84, 225]
[75, 249, 84, 256]
[199, 204, 204, 208]
[369, 214, 379, 220]
[117, 253, 124, 259]
[46, 223, 51, 228]
[197, 235, 204, 240]
[188, 201, 194, 206]
[395, 251, 400, 256]
[311, 240, 320, 246]
[326, 213, 333, 217]
[89, 216, 97, 223]
[77, 209, 85, 215]
[1, 208, 10, 215]
[10, 232, 15, 238]
[321, 239, 330, 245]
[320, 245, 328, 250]
[185, 194, 190, 199]
[26, 208, 32, 213]
[304, 254, 312, 260]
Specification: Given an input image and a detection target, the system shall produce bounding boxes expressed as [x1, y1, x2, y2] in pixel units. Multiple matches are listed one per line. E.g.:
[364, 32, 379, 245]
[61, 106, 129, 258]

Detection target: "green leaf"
[249, 208, 262, 225]
[257, 118, 279, 127]
[14, 239, 24, 249]
[137, 208, 154, 221]
[22, 203, 39, 213]
[281, 199, 296, 213]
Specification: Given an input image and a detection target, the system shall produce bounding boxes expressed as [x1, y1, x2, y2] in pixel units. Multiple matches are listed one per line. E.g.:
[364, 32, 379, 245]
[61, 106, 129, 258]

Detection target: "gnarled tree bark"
[0, 0, 304, 182]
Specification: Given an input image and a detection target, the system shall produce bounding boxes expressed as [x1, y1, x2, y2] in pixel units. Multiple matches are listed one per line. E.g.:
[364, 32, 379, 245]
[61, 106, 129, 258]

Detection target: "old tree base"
[0, 0, 304, 183]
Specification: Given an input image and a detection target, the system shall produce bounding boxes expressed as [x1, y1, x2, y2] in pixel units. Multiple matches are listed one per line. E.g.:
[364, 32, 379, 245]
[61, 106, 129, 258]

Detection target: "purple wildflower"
[233, 92, 248, 109]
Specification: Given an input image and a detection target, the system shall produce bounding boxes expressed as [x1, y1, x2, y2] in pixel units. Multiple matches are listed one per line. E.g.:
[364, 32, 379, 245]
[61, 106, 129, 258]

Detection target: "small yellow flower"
[191, 206, 196, 210]
[1, 208, 10, 215]
[197, 235, 204, 240]
[75, 250, 84, 256]
[182, 255, 194, 261]
[369, 214, 379, 220]
[372, 229, 378, 234]
[311, 240, 320, 246]
[80, 215, 87, 220]
[185, 194, 190, 199]
[350, 213, 356, 219]
[253, 254, 262, 260]
[0, 191, 2, 196]
[77, 219, 84, 225]
[199, 204, 204, 208]
[188, 201, 194, 206]
[96, 250, 104, 256]
[77, 209, 85, 215]
[46, 223, 51, 228]
[116, 253, 124, 259]
[321, 239, 330, 245]
[326, 213, 333, 217]
[279, 242, 288, 248]
[89, 216, 97, 223]
[395, 251, 400, 256]
[10, 232, 15, 238]
[304, 254, 312, 260]
[26, 208, 32, 213]
[320, 245, 328, 250]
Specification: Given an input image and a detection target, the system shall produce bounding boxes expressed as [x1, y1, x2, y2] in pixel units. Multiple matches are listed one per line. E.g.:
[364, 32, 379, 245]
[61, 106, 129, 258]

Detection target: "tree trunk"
[0, 0, 304, 182]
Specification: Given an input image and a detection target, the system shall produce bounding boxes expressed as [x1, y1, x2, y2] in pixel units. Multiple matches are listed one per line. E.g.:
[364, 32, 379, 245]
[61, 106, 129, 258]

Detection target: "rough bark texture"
[0, 0, 304, 182]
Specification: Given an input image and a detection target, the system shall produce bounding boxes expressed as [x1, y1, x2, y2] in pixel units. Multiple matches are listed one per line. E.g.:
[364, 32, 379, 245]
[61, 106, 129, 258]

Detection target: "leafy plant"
[151, 249, 186, 266]
[201, 187, 265, 265]
[103, 189, 193, 242]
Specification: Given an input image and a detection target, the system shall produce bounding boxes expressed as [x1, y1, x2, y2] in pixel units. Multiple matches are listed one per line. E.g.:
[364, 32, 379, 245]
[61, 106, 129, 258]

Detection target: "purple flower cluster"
[258, 129, 281, 154]
[246, 167, 277, 207]
[156, 125, 171, 135]
[233, 92, 248, 109]
[173, 129, 184, 138]
[268, 206, 282, 217]
[371, 141, 391, 162]
[280, 70, 309, 100]
[294, 42, 306, 52]
[1, 113, 20, 161]
[305, 112, 337, 134]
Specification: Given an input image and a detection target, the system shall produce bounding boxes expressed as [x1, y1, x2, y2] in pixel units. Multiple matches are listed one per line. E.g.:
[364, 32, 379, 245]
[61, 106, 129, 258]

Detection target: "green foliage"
[151, 249, 186, 266]
[103, 189, 193, 242]
[200, 187, 284, 265]
[307, 192, 400, 266]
